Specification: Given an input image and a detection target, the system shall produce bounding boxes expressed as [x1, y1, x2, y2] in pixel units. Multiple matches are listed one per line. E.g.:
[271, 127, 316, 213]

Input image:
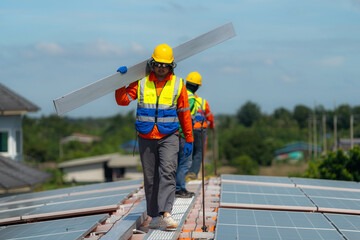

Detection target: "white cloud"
[85, 39, 124, 56]
[221, 66, 244, 73]
[318, 56, 345, 67]
[281, 75, 297, 83]
[130, 41, 145, 53]
[264, 59, 274, 66]
[35, 42, 64, 55]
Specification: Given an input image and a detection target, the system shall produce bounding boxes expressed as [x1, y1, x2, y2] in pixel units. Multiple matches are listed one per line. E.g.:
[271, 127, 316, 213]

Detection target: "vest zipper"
[155, 96, 159, 124]
[154, 81, 168, 124]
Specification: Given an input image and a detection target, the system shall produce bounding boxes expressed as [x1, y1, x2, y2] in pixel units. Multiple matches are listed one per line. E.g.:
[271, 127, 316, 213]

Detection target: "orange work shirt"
[115, 72, 194, 143]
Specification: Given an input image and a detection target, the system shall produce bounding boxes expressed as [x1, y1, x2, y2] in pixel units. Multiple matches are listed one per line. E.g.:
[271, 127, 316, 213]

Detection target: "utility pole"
[333, 114, 337, 151]
[351, 114, 354, 149]
[333, 100, 337, 152]
[212, 127, 218, 176]
[322, 115, 327, 153]
[308, 117, 312, 158]
[313, 115, 317, 159]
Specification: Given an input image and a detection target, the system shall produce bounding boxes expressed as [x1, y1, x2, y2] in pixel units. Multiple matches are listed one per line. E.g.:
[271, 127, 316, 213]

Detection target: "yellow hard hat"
[152, 44, 174, 64]
[186, 72, 202, 86]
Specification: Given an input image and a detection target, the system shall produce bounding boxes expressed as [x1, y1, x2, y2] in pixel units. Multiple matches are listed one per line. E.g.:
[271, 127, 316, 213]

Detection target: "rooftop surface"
[0, 156, 51, 192]
[0, 83, 39, 114]
[2, 175, 360, 239]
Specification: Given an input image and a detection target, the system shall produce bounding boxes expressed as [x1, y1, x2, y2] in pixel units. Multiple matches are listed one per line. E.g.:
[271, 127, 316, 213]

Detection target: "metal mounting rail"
[53, 22, 236, 115]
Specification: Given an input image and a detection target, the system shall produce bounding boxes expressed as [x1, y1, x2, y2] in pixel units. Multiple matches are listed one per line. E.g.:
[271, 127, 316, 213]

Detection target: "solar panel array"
[0, 179, 142, 240]
[217, 174, 360, 240]
[215, 208, 344, 240]
[0, 214, 108, 240]
[221, 183, 316, 211]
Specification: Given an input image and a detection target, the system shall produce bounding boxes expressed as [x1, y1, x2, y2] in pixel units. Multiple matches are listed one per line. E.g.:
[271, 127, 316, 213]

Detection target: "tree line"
[23, 111, 137, 163]
[23, 101, 360, 180]
[216, 101, 360, 175]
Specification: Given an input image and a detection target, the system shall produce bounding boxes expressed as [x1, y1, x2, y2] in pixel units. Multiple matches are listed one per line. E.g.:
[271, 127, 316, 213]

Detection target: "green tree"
[273, 107, 292, 120]
[236, 101, 261, 127]
[231, 155, 259, 175]
[293, 105, 312, 129]
[336, 104, 351, 129]
[352, 105, 360, 116]
[222, 126, 273, 166]
[23, 111, 136, 163]
[306, 147, 360, 181]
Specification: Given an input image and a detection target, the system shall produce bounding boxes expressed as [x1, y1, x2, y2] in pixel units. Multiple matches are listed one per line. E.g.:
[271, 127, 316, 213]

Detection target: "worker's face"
[153, 62, 171, 79]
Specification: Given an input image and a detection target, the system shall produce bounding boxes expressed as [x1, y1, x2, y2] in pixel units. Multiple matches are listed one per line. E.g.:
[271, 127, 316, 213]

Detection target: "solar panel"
[221, 192, 316, 211]
[311, 197, 360, 214]
[302, 188, 360, 201]
[298, 186, 360, 214]
[22, 191, 130, 221]
[0, 179, 143, 207]
[215, 208, 344, 240]
[221, 174, 294, 187]
[0, 207, 38, 225]
[292, 177, 360, 191]
[1, 188, 136, 213]
[325, 213, 360, 240]
[0, 214, 108, 240]
[22, 191, 127, 219]
[0, 180, 141, 225]
[222, 182, 303, 196]
[220, 182, 316, 211]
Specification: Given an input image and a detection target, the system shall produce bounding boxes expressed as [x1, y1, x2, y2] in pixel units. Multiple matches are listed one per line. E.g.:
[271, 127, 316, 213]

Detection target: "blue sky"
[1, 0, 360, 118]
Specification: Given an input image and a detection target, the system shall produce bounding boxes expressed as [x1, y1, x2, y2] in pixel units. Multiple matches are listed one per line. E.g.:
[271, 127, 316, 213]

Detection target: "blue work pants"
[188, 128, 207, 176]
[176, 136, 192, 191]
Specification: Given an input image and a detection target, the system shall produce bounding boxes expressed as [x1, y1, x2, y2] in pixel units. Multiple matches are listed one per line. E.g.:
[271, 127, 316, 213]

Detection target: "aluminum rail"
[53, 22, 236, 116]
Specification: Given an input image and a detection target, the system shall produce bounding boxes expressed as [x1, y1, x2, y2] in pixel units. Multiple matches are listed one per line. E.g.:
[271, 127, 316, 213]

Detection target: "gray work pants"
[138, 133, 179, 217]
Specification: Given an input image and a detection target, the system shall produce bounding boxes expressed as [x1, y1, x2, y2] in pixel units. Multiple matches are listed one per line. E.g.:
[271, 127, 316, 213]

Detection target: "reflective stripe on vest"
[194, 97, 206, 123]
[135, 75, 183, 135]
[187, 89, 196, 121]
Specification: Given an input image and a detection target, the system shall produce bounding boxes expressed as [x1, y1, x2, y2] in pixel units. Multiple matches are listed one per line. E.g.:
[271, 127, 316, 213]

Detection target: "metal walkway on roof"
[144, 196, 196, 240]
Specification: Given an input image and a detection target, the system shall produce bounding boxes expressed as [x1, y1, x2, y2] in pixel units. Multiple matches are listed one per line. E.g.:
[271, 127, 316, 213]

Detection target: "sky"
[1, 0, 360, 118]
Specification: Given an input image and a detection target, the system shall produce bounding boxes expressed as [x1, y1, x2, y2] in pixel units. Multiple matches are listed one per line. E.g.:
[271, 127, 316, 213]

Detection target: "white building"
[58, 153, 142, 183]
[0, 83, 39, 161]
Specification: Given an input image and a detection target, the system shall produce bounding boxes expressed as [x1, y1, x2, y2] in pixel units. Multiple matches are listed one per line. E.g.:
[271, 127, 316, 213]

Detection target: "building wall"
[124, 167, 142, 179]
[0, 115, 22, 161]
[62, 163, 105, 182]
[62, 164, 142, 183]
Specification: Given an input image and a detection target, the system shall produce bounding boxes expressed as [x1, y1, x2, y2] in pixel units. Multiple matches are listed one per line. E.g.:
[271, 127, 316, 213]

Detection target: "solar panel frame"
[220, 182, 317, 211]
[0, 180, 141, 225]
[325, 213, 360, 240]
[0, 207, 40, 225]
[0, 187, 137, 215]
[302, 188, 360, 201]
[221, 174, 295, 187]
[0, 214, 108, 240]
[220, 192, 317, 211]
[215, 208, 344, 240]
[222, 182, 304, 196]
[292, 177, 360, 191]
[0, 179, 142, 207]
[312, 196, 360, 214]
[21, 192, 129, 221]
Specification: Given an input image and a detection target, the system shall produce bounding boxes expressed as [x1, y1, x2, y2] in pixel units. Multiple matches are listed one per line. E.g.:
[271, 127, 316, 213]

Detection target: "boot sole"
[149, 225, 160, 229]
[165, 224, 178, 229]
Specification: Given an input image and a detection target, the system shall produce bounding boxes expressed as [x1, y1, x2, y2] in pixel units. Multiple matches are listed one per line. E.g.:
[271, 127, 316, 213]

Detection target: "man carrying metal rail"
[115, 44, 194, 229]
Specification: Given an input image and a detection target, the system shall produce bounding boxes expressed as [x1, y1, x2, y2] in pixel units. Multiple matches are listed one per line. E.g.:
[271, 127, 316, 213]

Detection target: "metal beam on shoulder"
[53, 22, 236, 116]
